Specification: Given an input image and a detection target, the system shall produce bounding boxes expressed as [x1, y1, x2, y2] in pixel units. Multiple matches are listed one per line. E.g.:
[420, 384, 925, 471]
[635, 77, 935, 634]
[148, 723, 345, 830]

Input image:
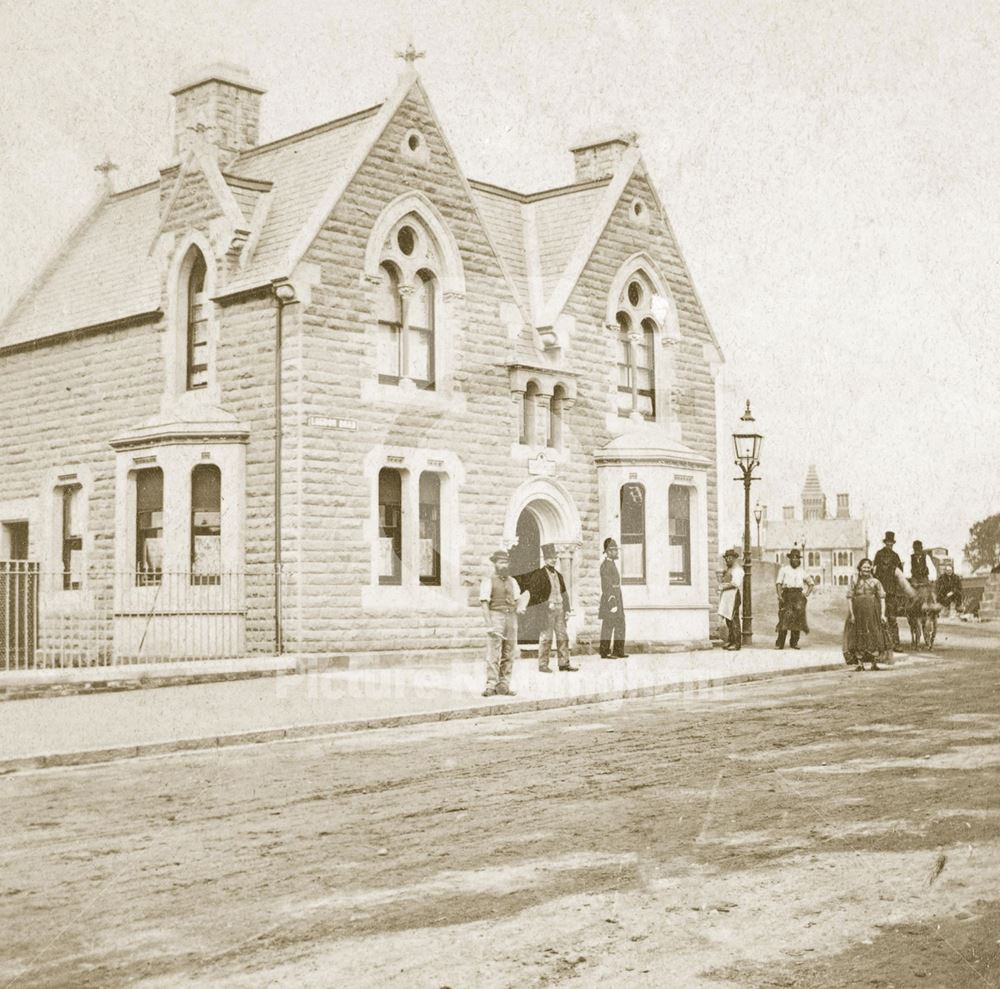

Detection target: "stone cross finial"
[94, 156, 119, 193]
[394, 42, 425, 65]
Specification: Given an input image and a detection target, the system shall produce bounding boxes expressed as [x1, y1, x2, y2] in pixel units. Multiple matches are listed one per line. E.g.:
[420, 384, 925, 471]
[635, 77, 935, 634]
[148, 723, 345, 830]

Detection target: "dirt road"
[1, 623, 998, 988]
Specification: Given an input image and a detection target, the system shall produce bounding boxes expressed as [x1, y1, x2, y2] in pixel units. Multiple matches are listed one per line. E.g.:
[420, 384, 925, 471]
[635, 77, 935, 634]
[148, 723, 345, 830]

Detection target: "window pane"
[669, 484, 691, 584]
[377, 321, 401, 379]
[61, 486, 83, 589]
[620, 483, 646, 582]
[136, 468, 164, 584]
[378, 468, 402, 584]
[408, 328, 433, 383]
[187, 251, 209, 390]
[419, 472, 441, 586]
[191, 465, 222, 583]
[408, 275, 432, 330]
[376, 266, 401, 323]
[407, 274, 435, 387]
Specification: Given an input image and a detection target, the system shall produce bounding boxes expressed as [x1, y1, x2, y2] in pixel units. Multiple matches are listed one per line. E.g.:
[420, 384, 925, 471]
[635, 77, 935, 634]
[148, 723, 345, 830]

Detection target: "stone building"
[0, 62, 724, 664]
[761, 466, 868, 587]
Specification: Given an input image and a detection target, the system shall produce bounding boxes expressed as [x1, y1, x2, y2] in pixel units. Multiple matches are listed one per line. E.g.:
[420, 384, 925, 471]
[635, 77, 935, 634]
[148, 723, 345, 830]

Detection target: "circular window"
[397, 226, 416, 256]
[629, 197, 650, 227]
[627, 281, 643, 307]
[400, 129, 430, 164]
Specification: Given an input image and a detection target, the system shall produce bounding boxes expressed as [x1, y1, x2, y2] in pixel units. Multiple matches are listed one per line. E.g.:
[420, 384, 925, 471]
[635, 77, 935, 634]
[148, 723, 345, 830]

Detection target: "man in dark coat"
[515, 543, 578, 673]
[935, 563, 962, 616]
[873, 531, 904, 650]
[598, 537, 627, 658]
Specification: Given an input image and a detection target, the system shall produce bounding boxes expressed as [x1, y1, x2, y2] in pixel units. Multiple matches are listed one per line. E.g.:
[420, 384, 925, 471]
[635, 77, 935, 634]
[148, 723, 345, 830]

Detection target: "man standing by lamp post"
[733, 402, 763, 645]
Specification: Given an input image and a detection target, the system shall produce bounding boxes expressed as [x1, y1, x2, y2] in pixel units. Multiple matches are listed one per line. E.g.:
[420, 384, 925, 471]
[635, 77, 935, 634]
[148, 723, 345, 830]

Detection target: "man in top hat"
[873, 531, 904, 650]
[479, 549, 527, 697]
[598, 537, 627, 658]
[718, 548, 744, 650]
[910, 539, 932, 586]
[515, 543, 578, 673]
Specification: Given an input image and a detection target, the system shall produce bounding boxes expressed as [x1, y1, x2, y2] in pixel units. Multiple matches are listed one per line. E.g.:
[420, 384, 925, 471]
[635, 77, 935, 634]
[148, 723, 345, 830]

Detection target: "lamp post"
[753, 502, 763, 559]
[733, 401, 763, 645]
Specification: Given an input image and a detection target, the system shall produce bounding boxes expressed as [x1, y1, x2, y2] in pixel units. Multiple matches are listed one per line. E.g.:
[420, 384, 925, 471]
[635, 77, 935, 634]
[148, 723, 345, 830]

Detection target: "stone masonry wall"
[283, 89, 721, 655]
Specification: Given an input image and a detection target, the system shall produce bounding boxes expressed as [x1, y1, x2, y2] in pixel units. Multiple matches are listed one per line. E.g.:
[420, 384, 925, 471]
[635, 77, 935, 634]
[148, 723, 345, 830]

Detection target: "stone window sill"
[361, 379, 467, 414]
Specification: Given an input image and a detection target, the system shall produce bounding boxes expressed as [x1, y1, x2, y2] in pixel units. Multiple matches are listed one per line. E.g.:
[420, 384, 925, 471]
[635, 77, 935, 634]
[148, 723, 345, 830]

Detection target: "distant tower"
[802, 465, 826, 521]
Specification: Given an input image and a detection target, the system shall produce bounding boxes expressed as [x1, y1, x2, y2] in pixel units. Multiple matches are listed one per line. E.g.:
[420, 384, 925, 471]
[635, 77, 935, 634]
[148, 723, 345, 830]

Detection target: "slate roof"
[467, 178, 612, 326]
[0, 78, 668, 351]
[0, 105, 382, 347]
[1, 185, 163, 347]
[762, 518, 867, 551]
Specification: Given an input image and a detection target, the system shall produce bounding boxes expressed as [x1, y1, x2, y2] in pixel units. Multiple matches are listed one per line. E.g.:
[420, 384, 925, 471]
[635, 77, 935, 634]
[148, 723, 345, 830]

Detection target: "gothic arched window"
[185, 249, 209, 391]
[612, 272, 658, 420]
[375, 220, 440, 389]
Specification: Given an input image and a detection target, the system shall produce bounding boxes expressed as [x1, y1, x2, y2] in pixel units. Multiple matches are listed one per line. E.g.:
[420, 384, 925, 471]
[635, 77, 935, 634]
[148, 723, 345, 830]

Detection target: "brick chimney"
[171, 63, 264, 163]
[569, 132, 637, 183]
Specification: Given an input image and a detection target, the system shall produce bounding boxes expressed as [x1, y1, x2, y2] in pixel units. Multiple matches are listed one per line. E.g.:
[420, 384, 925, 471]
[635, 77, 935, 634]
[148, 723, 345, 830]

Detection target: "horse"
[906, 582, 941, 650]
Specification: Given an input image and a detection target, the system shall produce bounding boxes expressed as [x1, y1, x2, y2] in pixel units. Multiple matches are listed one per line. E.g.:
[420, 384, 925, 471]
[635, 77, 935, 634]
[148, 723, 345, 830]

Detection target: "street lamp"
[753, 502, 763, 558]
[733, 401, 763, 644]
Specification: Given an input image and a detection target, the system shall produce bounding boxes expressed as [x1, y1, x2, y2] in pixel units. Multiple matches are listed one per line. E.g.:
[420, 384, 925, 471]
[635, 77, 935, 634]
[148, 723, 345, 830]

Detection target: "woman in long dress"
[775, 548, 813, 649]
[843, 558, 890, 670]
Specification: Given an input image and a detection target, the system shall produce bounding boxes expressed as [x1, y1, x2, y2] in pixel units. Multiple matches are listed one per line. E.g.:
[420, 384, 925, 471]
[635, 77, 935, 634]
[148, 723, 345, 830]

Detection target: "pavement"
[0, 645, 847, 774]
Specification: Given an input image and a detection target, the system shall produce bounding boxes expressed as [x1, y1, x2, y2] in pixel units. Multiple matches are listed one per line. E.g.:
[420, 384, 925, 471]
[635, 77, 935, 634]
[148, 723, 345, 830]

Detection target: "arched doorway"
[509, 509, 543, 644]
[504, 478, 583, 647]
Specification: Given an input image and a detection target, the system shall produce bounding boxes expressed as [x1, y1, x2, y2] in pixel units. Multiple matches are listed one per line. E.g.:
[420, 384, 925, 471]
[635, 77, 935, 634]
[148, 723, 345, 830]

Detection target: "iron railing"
[0, 563, 270, 671]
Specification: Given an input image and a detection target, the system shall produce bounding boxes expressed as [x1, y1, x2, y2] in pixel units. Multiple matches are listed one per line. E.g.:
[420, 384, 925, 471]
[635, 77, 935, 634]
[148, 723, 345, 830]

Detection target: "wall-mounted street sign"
[308, 416, 358, 431]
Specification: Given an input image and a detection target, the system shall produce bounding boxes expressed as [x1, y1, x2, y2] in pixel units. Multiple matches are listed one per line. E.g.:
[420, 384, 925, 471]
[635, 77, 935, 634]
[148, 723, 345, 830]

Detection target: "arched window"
[185, 249, 209, 391]
[408, 270, 436, 387]
[418, 472, 441, 586]
[620, 482, 646, 584]
[521, 381, 540, 446]
[668, 484, 691, 585]
[191, 464, 222, 585]
[548, 385, 565, 449]
[375, 219, 440, 390]
[135, 468, 164, 585]
[612, 274, 657, 420]
[378, 468, 403, 585]
[376, 263, 403, 382]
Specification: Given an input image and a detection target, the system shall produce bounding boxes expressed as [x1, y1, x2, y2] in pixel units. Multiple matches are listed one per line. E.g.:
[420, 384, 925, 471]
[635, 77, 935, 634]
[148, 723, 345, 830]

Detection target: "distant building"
[760, 466, 867, 587]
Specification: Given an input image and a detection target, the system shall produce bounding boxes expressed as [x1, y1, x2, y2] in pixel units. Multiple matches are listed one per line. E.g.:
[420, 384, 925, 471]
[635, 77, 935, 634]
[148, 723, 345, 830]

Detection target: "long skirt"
[843, 594, 890, 665]
[777, 587, 809, 633]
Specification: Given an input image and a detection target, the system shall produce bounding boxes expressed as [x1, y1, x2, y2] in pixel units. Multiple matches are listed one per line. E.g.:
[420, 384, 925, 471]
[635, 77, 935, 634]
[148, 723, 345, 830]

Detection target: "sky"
[1, 0, 997, 571]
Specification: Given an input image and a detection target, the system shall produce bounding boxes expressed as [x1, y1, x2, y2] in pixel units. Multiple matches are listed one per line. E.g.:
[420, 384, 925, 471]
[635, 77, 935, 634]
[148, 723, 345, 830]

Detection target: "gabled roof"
[0, 69, 720, 360]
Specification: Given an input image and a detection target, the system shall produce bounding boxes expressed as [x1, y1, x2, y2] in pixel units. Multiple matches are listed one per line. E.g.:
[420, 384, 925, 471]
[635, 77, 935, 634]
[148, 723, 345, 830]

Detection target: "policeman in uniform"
[598, 537, 627, 658]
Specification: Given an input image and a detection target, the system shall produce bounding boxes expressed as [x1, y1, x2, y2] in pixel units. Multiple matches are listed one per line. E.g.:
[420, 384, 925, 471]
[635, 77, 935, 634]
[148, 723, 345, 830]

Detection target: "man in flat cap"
[599, 537, 627, 658]
[479, 549, 525, 697]
[515, 543, 578, 673]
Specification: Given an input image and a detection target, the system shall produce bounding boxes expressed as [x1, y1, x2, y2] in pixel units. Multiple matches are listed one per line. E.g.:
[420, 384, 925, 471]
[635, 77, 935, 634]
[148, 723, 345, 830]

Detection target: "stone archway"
[504, 479, 582, 645]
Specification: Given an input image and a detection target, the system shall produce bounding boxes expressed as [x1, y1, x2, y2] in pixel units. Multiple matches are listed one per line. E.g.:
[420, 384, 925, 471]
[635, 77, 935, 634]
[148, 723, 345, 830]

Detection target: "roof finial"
[94, 155, 119, 194]
[394, 42, 425, 66]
